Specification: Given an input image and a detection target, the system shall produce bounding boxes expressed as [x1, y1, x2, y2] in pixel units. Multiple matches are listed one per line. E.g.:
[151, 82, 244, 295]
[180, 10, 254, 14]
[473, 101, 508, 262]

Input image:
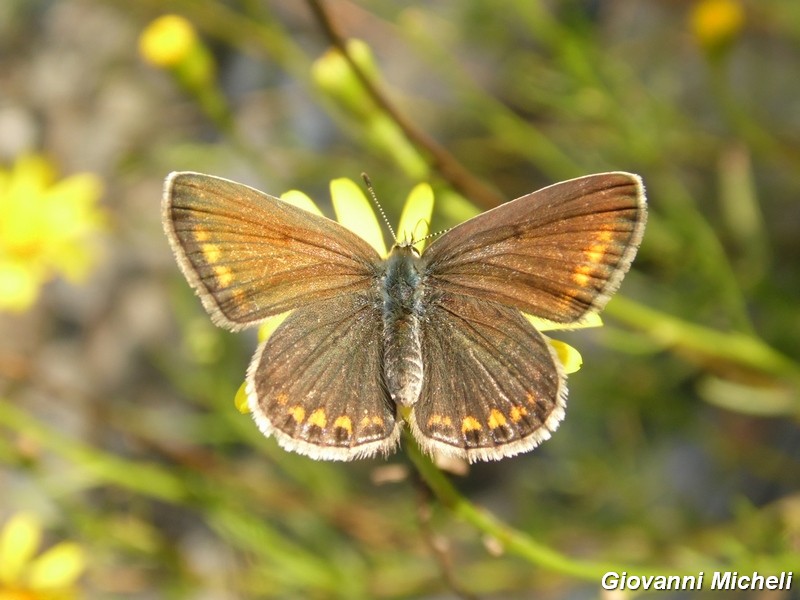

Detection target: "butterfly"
[162, 172, 646, 462]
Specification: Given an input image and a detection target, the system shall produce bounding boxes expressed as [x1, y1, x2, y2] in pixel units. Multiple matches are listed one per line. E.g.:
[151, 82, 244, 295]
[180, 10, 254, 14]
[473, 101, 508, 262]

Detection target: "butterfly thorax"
[381, 244, 425, 407]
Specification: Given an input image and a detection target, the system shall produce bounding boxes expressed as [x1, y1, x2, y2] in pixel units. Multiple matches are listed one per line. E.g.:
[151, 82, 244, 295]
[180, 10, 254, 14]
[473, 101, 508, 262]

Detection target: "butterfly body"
[163, 171, 646, 462]
[381, 244, 426, 408]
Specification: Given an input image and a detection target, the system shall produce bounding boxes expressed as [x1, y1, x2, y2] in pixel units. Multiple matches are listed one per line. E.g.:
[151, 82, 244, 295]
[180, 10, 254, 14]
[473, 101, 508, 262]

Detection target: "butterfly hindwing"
[247, 293, 401, 461]
[409, 293, 566, 462]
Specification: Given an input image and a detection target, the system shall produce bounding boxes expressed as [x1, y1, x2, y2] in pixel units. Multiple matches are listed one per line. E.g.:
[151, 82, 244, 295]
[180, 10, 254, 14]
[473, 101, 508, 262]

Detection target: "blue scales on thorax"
[381, 244, 425, 407]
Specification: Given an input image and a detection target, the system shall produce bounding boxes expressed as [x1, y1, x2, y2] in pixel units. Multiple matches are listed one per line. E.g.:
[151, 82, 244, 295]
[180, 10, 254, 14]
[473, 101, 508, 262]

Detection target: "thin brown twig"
[306, 0, 506, 210]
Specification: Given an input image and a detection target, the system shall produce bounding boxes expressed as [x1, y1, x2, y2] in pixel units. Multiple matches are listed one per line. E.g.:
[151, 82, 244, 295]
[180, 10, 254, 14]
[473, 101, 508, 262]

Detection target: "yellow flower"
[312, 39, 381, 119]
[312, 40, 428, 178]
[138, 14, 197, 68]
[234, 179, 583, 413]
[690, 0, 744, 56]
[0, 155, 105, 312]
[0, 512, 86, 599]
[138, 15, 225, 124]
[138, 14, 215, 90]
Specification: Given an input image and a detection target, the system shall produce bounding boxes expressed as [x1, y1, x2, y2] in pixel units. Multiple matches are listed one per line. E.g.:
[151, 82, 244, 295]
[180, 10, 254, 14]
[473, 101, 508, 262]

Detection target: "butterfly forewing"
[410, 294, 566, 462]
[163, 172, 381, 330]
[247, 294, 401, 460]
[422, 172, 646, 324]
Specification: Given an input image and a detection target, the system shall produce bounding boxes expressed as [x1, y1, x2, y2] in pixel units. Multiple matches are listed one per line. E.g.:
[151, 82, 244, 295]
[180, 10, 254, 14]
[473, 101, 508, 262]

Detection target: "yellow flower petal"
[549, 339, 583, 374]
[26, 541, 85, 589]
[0, 168, 10, 196]
[1, 158, 49, 252]
[8, 155, 55, 191]
[280, 190, 324, 217]
[0, 592, 32, 599]
[0, 513, 42, 584]
[330, 178, 386, 256]
[257, 311, 291, 343]
[397, 183, 433, 250]
[234, 381, 250, 414]
[0, 261, 45, 312]
[44, 173, 105, 236]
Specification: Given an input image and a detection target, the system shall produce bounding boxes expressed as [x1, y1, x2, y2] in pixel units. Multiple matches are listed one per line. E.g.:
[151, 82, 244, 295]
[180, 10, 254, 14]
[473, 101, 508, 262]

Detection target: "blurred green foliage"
[1, 0, 798, 598]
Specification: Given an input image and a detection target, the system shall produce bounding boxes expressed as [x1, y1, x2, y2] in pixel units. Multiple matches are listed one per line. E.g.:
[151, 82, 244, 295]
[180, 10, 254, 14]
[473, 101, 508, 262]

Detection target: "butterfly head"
[390, 238, 422, 259]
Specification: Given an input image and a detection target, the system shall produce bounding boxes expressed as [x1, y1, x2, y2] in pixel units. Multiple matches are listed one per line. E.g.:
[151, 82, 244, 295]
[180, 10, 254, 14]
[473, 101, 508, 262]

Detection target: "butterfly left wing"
[163, 172, 381, 330]
[409, 293, 566, 462]
[421, 172, 646, 325]
[247, 293, 401, 461]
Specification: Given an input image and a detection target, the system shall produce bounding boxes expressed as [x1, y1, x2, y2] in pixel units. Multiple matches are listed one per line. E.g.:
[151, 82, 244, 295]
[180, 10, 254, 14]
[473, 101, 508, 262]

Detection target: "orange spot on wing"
[308, 408, 327, 428]
[487, 409, 507, 430]
[509, 405, 528, 422]
[213, 265, 233, 287]
[583, 230, 615, 265]
[288, 406, 305, 423]
[572, 265, 592, 286]
[202, 242, 221, 263]
[360, 415, 385, 429]
[461, 416, 482, 433]
[427, 414, 452, 428]
[334, 415, 353, 435]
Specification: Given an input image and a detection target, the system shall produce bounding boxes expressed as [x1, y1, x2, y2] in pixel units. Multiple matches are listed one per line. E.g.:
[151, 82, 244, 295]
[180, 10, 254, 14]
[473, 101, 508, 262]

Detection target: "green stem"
[605, 296, 800, 395]
[403, 430, 681, 580]
[0, 399, 345, 590]
[0, 399, 186, 502]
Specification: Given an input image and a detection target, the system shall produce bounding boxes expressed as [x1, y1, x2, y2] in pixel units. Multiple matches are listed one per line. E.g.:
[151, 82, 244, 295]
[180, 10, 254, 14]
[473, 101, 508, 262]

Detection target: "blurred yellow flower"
[138, 15, 217, 90]
[138, 14, 197, 68]
[312, 40, 428, 178]
[0, 512, 86, 599]
[312, 39, 382, 121]
[138, 15, 225, 125]
[690, 0, 744, 55]
[234, 179, 583, 411]
[0, 155, 105, 312]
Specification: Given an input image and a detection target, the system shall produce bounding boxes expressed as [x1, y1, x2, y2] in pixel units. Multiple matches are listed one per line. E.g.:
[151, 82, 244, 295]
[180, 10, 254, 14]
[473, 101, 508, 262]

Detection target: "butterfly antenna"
[417, 225, 453, 244]
[361, 173, 396, 242]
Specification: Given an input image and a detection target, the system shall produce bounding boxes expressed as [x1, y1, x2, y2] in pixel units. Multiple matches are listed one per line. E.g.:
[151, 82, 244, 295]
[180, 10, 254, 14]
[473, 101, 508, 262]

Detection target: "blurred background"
[1, 1, 798, 598]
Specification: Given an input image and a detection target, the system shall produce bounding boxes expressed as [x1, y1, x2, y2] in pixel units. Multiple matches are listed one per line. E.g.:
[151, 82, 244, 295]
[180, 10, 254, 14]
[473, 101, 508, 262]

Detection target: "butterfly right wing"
[409, 293, 566, 462]
[163, 172, 381, 330]
[421, 173, 646, 325]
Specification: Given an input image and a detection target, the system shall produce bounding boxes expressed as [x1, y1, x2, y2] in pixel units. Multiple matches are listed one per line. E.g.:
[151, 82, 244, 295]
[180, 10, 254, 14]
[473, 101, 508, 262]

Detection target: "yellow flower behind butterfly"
[0, 155, 105, 312]
[138, 15, 216, 89]
[0, 513, 86, 600]
[235, 180, 585, 413]
[690, 0, 744, 56]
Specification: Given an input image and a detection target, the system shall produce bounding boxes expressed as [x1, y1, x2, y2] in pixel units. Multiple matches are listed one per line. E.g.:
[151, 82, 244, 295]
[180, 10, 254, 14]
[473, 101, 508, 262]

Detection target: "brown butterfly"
[163, 172, 646, 462]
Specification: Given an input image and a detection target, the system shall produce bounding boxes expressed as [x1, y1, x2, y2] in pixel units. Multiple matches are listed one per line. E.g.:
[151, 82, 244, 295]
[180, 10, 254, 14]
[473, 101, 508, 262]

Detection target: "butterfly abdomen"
[382, 245, 425, 407]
